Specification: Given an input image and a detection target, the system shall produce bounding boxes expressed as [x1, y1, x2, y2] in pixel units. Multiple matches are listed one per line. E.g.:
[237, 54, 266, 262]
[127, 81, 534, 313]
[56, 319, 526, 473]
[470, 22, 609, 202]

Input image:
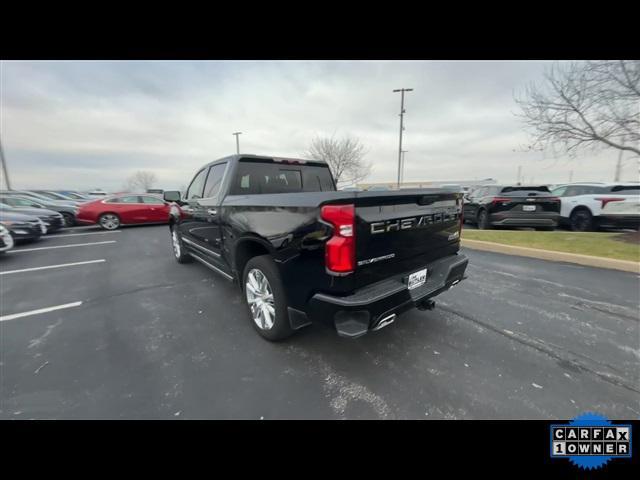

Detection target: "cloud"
[0, 60, 631, 190]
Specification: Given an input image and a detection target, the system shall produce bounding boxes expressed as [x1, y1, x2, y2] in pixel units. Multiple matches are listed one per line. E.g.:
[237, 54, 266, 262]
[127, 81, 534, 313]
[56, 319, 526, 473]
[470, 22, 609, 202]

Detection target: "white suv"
[550, 183, 640, 231]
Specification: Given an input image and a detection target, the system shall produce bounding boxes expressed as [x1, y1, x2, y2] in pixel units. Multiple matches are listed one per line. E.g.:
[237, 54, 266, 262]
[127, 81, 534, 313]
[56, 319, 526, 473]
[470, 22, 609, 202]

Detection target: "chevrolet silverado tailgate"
[353, 189, 463, 289]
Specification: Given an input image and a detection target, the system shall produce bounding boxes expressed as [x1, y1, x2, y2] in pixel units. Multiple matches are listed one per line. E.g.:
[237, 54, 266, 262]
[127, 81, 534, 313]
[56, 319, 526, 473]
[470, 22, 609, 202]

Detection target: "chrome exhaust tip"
[372, 313, 396, 331]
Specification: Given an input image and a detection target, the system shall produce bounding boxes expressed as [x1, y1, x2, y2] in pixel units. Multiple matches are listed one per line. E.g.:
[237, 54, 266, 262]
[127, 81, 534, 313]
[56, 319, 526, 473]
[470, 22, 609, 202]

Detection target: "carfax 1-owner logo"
[550, 413, 632, 470]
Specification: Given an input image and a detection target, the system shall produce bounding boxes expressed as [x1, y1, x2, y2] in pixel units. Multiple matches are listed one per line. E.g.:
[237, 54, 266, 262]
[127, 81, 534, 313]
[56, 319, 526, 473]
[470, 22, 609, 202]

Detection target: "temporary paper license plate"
[522, 205, 536, 212]
[407, 268, 427, 290]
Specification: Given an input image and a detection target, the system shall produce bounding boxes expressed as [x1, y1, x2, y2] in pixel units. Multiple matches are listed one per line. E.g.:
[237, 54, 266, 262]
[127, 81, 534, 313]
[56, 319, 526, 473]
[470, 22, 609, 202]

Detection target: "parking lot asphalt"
[1, 225, 638, 419]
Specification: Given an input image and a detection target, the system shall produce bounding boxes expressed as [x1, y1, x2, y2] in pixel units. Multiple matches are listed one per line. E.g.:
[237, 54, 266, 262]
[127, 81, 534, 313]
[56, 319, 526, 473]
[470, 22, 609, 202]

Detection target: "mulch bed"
[614, 231, 640, 245]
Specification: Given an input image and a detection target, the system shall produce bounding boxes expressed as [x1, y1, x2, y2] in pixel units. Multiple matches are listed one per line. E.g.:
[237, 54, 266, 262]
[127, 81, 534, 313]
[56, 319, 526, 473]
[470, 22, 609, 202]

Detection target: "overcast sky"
[0, 60, 633, 191]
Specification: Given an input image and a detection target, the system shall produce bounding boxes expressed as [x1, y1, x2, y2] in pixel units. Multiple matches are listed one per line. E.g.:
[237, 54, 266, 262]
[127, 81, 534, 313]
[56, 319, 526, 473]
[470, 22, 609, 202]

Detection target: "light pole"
[232, 132, 242, 154]
[400, 150, 408, 184]
[0, 136, 11, 190]
[393, 88, 413, 189]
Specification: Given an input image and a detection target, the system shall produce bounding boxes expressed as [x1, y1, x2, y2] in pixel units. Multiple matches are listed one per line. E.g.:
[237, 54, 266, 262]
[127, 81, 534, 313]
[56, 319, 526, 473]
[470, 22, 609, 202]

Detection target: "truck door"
[192, 162, 228, 259]
[179, 163, 229, 268]
[179, 167, 209, 248]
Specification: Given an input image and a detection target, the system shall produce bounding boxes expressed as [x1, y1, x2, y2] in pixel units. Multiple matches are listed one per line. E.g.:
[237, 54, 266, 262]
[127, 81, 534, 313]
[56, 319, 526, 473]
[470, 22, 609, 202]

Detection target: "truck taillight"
[491, 197, 512, 205]
[321, 204, 355, 274]
[594, 197, 625, 208]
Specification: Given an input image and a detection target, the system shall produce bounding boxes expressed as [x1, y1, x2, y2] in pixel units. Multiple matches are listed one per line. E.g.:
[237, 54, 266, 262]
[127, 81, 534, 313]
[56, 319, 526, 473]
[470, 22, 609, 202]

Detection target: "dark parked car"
[463, 185, 560, 230]
[0, 190, 78, 206]
[0, 224, 15, 253]
[164, 154, 468, 341]
[0, 203, 64, 233]
[0, 210, 45, 242]
[30, 190, 83, 204]
[0, 193, 79, 226]
[48, 190, 93, 202]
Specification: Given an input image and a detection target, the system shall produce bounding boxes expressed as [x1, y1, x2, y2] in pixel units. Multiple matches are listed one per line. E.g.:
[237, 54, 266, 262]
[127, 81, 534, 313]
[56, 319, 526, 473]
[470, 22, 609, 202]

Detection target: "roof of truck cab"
[199, 154, 328, 169]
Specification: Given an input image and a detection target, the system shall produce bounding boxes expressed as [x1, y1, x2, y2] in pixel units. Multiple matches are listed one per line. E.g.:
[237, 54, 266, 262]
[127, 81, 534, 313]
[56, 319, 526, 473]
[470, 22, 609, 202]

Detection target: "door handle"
[208, 209, 218, 216]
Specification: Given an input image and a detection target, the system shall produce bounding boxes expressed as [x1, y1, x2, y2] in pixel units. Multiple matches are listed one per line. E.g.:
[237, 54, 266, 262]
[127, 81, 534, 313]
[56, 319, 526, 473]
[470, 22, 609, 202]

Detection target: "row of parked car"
[2, 180, 638, 255]
[0, 189, 178, 254]
[462, 182, 640, 231]
[0, 190, 112, 254]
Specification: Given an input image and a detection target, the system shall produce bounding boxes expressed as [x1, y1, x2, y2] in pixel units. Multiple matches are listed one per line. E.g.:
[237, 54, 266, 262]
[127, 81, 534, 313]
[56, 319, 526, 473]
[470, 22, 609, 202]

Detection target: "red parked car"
[76, 194, 173, 230]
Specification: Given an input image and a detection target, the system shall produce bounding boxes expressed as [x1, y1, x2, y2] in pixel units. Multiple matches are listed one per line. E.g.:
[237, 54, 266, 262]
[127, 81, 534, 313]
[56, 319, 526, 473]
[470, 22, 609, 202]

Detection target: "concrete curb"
[461, 239, 640, 274]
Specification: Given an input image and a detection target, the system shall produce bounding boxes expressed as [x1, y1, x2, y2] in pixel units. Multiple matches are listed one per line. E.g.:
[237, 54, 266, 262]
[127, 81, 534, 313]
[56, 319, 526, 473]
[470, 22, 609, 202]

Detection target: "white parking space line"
[0, 259, 106, 276]
[10, 240, 117, 253]
[46, 231, 121, 238]
[0, 301, 83, 322]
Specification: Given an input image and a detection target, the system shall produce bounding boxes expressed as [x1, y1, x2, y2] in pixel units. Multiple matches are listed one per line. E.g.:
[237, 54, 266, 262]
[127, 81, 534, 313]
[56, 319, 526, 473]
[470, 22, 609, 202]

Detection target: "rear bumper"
[489, 211, 559, 227]
[597, 215, 640, 229]
[308, 253, 468, 338]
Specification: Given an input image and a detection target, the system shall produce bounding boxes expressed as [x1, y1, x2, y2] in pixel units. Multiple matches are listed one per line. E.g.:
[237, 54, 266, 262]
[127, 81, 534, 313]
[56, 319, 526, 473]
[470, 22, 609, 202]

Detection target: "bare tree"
[305, 135, 372, 185]
[515, 61, 640, 158]
[124, 170, 158, 192]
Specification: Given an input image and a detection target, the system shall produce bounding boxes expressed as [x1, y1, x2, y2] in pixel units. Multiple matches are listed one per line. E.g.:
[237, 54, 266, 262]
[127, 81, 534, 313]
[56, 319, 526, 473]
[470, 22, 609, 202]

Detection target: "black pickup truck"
[164, 154, 468, 341]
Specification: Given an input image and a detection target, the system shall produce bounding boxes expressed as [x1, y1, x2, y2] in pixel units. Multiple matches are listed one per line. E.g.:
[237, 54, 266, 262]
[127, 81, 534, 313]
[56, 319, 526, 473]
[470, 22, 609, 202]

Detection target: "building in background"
[358, 179, 498, 191]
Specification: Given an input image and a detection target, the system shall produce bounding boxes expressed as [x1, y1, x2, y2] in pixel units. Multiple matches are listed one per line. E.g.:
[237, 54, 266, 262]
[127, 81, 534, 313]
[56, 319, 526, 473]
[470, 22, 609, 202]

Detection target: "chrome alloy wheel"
[100, 214, 119, 230]
[171, 229, 181, 258]
[245, 268, 275, 330]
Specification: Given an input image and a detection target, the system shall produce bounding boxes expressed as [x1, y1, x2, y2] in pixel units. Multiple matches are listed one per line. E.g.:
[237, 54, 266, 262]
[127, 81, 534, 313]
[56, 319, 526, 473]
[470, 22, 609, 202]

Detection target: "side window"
[140, 196, 164, 204]
[119, 195, 141, 204]
[609, 185, 640, 193]
[186, 168, 208, 200]
[551, 186, 567, 197]
[105, 198, 121, 203]
[203, 163, 227, 198]
[563, 186, 580, 197]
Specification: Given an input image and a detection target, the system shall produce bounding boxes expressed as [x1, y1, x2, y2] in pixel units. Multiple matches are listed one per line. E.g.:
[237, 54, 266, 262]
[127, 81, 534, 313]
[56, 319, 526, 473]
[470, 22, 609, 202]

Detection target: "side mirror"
[163, 191, 181, 203]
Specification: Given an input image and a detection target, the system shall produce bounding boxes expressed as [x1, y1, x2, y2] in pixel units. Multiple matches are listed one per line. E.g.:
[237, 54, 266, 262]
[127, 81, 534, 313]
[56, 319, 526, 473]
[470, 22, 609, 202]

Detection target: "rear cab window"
[229, 159, 335, 195]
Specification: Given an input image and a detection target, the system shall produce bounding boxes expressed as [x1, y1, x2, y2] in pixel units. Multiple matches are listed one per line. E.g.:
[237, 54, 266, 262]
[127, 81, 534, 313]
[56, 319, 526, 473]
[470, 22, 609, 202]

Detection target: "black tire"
[242, 255, 294, 341]
[477, 209, 491, 230]
[61, 212, 75, 227]
[98, 213, 121, 230]
[170, 225, 192, 263]
[570, 209, 593, 232]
